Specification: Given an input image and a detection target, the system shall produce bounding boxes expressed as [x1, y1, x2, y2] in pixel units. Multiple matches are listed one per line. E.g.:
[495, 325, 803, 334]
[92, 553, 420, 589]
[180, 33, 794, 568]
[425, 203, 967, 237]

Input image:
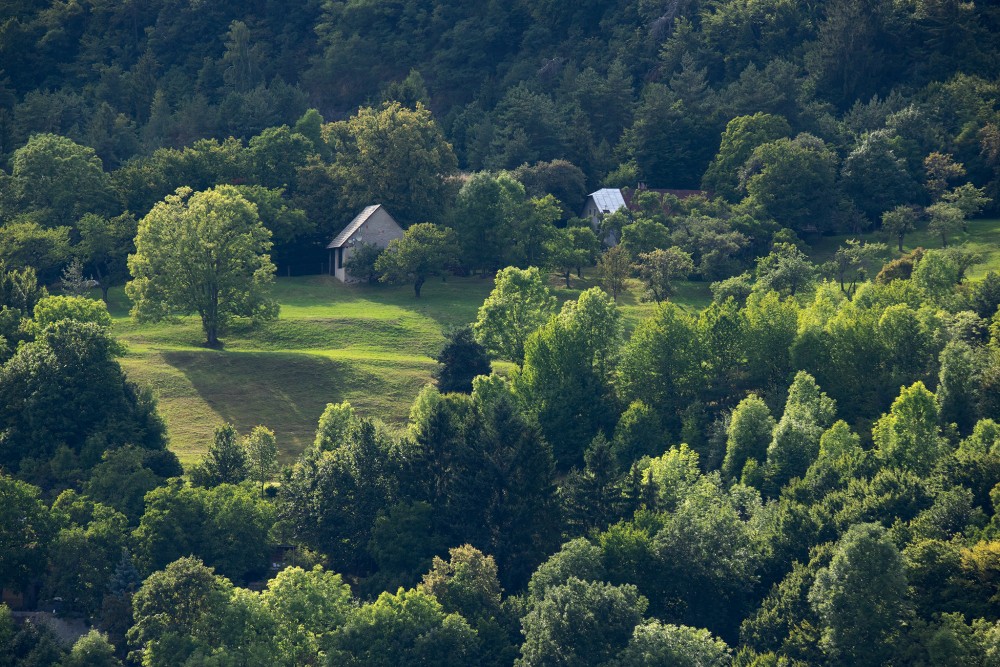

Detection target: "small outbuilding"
[327, 204, 404, 283]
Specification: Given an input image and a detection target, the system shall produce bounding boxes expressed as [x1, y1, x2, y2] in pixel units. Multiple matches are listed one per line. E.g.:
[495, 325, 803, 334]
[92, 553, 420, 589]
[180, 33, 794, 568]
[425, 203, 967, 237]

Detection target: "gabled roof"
[327, 204, 383, 249]
[586, 188, 627, 214]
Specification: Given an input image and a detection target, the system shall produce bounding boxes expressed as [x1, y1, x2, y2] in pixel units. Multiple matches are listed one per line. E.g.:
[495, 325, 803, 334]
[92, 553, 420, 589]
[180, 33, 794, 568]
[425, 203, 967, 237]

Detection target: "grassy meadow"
[106, 218, 997, 468]
[108, 270, 704, 468]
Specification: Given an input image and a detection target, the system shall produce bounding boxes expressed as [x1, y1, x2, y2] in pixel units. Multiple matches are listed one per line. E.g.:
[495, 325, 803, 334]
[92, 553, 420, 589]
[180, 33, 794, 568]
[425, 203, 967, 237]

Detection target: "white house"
[327, 205, 404, 283]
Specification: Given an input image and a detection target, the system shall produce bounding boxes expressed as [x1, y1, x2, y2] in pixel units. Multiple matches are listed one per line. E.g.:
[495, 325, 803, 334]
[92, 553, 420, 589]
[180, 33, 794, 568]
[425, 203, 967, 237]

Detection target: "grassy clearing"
[106, 270, 711, 467]
[808, 218, 1000, 279]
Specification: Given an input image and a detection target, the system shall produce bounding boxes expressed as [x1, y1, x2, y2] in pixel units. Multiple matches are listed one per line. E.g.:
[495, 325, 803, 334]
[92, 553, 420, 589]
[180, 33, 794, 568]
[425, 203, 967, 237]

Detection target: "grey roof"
[587, 188, 626, 214]
[327, 205, 383, 249]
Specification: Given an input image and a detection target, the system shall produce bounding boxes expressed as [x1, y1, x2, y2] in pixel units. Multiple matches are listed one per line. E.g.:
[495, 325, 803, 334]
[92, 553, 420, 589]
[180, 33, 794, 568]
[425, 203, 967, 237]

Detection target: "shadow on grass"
[161, 349, 379, 458]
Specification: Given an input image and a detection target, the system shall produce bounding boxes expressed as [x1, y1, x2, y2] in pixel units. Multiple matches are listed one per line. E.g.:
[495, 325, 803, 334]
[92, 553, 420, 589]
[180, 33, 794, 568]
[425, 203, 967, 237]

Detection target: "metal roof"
[327, 204, 383, 249]
[587, 188, 627, 214]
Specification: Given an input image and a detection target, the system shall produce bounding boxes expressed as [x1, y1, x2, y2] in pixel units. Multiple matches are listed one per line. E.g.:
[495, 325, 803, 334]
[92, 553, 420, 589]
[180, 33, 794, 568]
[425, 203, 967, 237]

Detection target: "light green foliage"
[546, 225, 598, 288]
[27, 294, 113, 336]
[314, 401, 359, 451]
[517, 577, 648, 667]
[942, 182, 990, 218]
[375, 222, 458, 297]
[818, 421, 862, 459]
[881, 205, 920, 252]
[329, 587, 478, 666]
[243, 425, 278, 494]
[599, 245, 632, 302]
[765, 371, 837, 493]
[515, 287, 622, 469]
[924, 152, 966, 200]
[610, 621, 731, 667]
[474, 266, 556, 362]
[873, 381, 947, 474]
[723, 394, 776, 482]
[937, 340, 985, 433]
[128, 556, 275, 667]
[527, 538, 606, 603]
[742, 290, 799, 394]
[755, 242, 816, 296]
[126, 185, 278, 347]
[618, 303, 706, 435]
[61, 630, 122, 667]
[809, 523, 908, 666]
[191, 423, 248, 487]
[261, 565, 354, 666]
[829, 239, 888, 297]
[620, 218, 672, 257]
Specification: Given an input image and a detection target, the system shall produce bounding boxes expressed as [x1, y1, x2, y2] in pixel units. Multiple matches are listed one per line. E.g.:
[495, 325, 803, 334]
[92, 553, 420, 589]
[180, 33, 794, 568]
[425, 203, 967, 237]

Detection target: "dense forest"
[3, 0, 1000, 665]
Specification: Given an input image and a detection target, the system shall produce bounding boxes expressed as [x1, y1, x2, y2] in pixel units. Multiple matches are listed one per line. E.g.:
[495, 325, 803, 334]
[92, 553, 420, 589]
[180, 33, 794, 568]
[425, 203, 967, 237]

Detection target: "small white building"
[327, 204, 404, 283]
[582, 188, 628, 228]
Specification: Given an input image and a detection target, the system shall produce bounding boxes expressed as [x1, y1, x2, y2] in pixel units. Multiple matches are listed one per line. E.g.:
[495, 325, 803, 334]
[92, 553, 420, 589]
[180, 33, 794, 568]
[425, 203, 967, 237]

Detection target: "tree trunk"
[897, 235, 904, 253]
[564, 270, 571, 288]
[414, 275, 425, 298]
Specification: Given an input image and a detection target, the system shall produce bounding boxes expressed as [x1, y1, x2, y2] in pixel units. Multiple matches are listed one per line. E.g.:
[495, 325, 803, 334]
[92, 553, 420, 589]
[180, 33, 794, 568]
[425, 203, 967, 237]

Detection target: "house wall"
[334, 208, 405, 283]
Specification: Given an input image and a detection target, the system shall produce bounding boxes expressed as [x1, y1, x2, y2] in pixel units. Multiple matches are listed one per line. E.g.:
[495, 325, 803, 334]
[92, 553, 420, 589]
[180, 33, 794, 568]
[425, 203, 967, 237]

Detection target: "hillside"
[110, 272, 713, 466]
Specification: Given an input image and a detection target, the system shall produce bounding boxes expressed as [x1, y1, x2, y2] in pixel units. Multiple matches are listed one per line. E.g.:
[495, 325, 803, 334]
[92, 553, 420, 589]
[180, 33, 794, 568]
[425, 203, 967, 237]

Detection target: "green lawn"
[808, 218, 1000, 279]
[105, 270, 707, 468]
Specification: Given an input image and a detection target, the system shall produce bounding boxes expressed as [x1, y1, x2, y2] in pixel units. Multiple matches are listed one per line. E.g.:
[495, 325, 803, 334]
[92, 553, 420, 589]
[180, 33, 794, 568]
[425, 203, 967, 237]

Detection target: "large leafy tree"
[375, 223, 457, 297]
[9, 133, 114, 227]
[0, 320, 166, 474]
[742, 134, 838, 233]
[702, 112, 791, 202]
[473, 266, 556, 363]
[126, 185, 278, 347]
[515, 287, 622, 470]
[517, 577, 647, 667]
[809, 523, 908, 666]
[329, 102, 458, 227]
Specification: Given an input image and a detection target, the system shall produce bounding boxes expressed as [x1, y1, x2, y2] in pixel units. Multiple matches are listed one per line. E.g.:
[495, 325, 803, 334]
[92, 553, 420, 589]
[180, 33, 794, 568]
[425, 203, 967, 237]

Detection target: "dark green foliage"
[0, 320, 168, 475]
[434, 326, 491, 394]
[518, 578, 647, 667]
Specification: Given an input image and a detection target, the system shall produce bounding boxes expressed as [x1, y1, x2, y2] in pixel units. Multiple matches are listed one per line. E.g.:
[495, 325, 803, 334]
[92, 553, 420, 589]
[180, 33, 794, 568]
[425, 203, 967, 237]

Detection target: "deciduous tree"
[127, 186, 278, 347]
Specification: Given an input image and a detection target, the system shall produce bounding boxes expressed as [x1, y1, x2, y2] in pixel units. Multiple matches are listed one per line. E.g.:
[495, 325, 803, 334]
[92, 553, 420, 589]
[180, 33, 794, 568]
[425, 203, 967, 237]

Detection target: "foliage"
[376, 223, 458, 297]
[127, 186, 278, 346]
[474, 266, 556, 363]
[435, 326, 492, 393]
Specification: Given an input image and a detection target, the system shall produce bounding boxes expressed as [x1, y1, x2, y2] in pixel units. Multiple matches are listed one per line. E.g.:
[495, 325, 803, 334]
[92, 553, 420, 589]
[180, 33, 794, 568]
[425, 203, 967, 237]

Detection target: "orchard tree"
[126, 186, 278, 347]
[599, 245, 632, 301]
[634, 248, 694, 303]
[375, 223, 457, 297]
[927, 202, 964, 247]
[881, 205, 920, 252]
[474, 266, 556, 363]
